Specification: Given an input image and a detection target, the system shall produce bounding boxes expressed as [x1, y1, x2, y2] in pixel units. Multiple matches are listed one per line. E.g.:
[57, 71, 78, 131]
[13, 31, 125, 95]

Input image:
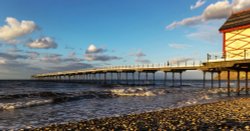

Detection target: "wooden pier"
[32, 57, 250, 96]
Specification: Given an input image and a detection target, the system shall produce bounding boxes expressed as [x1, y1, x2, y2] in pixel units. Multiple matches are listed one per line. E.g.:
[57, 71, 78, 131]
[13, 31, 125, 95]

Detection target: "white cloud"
[203, 1, 231, 20]
[167, 0, 250, 29]
[233, 0, 250, 12]
[84, 44, 121, 62]
[191, 0, 206, 10]
[26, 37, 57, 49]
[0, 58, 6, 64]
[86, 44, 105, 54]
[166, 16, 203, 29]
[0, 17, 37, 42]
[168, 43, 190, 49]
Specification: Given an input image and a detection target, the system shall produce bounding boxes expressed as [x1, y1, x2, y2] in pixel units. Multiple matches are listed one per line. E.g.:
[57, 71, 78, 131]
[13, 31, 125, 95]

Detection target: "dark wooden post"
[218, 71, 221, 88]
[138, 72, 141, 85]
[246, 71, 249, 95]
[104, 72, 107, 84]
[126, 72, 128, 85]
[227, 70, 231, 96]
[211, 72, 214, 88]
[153, 72, 156, 85]
[172, 72, 175, 87]
[110, 72, 113, 84]
[132, 72, 135, 85]
[237, 70, 240, 96]
[179, 72, 182, 86]
[203, 71, 206, 88]
[164, 72, 167, 86]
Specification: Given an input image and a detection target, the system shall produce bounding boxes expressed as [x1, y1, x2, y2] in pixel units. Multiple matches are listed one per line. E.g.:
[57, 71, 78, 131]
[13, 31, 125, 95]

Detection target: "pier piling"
[211, 72, 214, 88]
[179, 72, 182, 86]
[203, 71, 206, 88]
[172, 72, 175, 87]
[227, 70, 231, 96]
[246, 71, 249, 95]
[237, 70, 240, 96]
[218, 71, 221, 88]
[164, 72, 167, 86]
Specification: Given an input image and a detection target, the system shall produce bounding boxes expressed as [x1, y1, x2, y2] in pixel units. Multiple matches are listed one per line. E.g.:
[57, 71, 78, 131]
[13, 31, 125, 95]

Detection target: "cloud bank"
[84, 44, 121, 62]
[190, 0, 206, 10]
[26, 37, 57, 49]
[0, 17, 37, 42]
[167, 0, 250, 29]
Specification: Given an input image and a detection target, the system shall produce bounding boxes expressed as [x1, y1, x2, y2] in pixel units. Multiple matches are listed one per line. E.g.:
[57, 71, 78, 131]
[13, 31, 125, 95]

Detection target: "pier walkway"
[32, 54, 250, 96]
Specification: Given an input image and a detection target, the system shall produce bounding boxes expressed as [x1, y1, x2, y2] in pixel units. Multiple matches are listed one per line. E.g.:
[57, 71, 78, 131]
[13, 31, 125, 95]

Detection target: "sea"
[0, 80, 246, 130]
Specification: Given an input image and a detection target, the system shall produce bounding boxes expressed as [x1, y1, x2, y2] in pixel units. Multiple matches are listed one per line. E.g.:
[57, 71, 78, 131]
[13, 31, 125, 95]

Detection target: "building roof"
[219, 9, 250, 32]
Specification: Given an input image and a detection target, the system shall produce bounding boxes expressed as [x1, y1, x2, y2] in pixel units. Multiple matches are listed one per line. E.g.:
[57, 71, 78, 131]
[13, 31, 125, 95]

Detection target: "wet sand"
[31, 97, 250, 130]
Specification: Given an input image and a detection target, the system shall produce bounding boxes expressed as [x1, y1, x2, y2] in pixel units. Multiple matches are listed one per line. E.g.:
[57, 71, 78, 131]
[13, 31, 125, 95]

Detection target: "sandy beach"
[30, 97, 250, 130]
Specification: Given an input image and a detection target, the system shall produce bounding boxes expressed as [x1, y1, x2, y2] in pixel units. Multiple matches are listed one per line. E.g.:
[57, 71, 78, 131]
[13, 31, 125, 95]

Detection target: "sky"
[0, 0, 250, 79]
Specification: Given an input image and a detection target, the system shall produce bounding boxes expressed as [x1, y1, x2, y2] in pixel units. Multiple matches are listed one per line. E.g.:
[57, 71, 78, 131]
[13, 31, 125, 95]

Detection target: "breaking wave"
[0, 88, 169, 110]
[0, 99, 53, 110]
[110, 87, 169, 96]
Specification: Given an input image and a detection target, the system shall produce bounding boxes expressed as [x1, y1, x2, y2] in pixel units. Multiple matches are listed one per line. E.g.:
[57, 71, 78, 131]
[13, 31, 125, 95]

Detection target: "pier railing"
[34, 49, 250, 77]
[207, 49, 250, 62]
[35, 60, 203, 77]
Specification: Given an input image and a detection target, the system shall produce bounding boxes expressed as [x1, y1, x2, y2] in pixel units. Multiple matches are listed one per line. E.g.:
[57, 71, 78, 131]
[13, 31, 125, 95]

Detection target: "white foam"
[110, 88, 168, 97]
[0, 99, 53, 110]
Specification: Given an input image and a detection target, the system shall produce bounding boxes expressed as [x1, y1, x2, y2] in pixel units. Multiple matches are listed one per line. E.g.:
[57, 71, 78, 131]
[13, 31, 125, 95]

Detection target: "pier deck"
[32, 58, 250, 96]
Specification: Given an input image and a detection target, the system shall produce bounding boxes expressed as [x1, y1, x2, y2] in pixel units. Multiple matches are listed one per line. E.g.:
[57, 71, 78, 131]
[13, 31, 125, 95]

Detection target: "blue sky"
[0, 0, 249, 79]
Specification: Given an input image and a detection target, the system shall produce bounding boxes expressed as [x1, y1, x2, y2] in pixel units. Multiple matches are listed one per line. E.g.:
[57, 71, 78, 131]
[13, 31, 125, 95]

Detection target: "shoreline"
[31, 97, 250, 130]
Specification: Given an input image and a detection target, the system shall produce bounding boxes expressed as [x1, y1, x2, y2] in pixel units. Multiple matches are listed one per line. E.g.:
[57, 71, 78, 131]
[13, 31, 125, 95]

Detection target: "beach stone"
[30, 98, 250, 130]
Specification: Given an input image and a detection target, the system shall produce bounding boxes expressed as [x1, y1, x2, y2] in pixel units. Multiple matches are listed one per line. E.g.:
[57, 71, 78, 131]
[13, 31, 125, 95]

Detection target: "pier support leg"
[126, 72, 128, 85]
[179, 72, 182, 87]
[110, 72, 113, 84]
[145, 72, 148, 84]
[237, 70, 240, 96]
[203, 71, 206, 88]
[138, 72, 141, 85]
[104, 73, 107, 84]
[164, 72, 167, 86]
[227, 70, 231, 96]
[211, 72, 214, 88]
[153, 72, 155, 85]
[132, 72, 135, 85]
[117, 72, 121, 84]
[246, 71, 249, 95]
[218, 71, 221, 88]
[68, 75, 71, 80]
[172, 72, 175, 87]
[98, 73, 101, 84]
[116, 72, 118, 84]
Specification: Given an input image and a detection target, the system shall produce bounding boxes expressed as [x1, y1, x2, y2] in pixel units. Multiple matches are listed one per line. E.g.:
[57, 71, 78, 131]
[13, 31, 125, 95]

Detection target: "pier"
[32, 9, 250, 96]
[32, 56, 250, 96]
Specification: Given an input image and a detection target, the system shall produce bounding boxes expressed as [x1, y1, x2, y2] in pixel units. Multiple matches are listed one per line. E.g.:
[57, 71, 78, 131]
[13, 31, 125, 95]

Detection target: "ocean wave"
[207, 87, 248, 94]
[0, 99, 53, 110]
[0, 88, 170, 110]
[0, 91, 115, 111]
[0, 92, 67, 100]
[110, 87, 169, 96]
